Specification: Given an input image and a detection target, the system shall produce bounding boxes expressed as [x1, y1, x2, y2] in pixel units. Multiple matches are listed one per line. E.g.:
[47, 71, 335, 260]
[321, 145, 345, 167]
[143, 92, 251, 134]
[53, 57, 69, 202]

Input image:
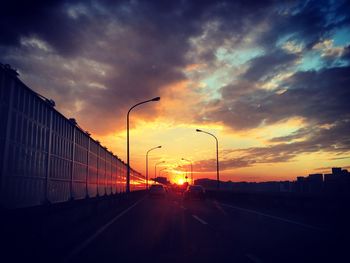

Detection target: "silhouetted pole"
[182, 158, 193, 185]
[127, 97, 160, 193]
[196, 129, 220, 189]
[146, 145, 162, 190]
[154, 161, 165, 182]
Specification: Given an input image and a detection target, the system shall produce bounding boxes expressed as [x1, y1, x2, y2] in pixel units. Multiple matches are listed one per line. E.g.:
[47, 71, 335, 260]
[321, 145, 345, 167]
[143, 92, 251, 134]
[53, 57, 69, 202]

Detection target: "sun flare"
[177, 178, 184, 185]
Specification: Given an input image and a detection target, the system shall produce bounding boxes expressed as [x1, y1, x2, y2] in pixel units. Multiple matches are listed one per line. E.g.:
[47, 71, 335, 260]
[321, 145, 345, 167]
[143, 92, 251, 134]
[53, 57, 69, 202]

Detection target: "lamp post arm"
[199, 130, 218, 144]
[127, 97, 160, 193]
[146, 146, 161, 190]
[196, 130, 220, 189]
[127, 99, 156, 117]
[147, 146, 160, 155]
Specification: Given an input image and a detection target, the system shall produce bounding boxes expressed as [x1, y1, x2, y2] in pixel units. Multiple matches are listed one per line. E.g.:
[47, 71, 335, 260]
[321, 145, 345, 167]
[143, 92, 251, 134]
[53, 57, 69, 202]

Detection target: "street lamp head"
[196, 129, 202, 132]
[152, 96, 161, 101]
[156, 160, 165, 165]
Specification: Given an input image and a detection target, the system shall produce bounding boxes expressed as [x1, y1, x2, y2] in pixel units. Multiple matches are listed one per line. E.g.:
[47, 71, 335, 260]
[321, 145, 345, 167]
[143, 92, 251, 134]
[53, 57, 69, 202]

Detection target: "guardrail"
[206, 190, 350, 217]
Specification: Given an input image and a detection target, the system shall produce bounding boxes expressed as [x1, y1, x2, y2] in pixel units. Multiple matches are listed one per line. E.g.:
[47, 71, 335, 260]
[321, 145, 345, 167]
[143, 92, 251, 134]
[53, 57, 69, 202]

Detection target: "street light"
[182, 158, 193, 185]
[196, 129, 220, 189]
[154, 161, 165, 182]
[127, 97, 160, 193]
[146, 145, 162, 190]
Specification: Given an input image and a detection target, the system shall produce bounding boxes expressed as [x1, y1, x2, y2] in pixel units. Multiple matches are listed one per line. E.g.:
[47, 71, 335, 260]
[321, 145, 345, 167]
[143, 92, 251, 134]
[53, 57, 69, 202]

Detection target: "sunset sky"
[1, 0, 350, 183]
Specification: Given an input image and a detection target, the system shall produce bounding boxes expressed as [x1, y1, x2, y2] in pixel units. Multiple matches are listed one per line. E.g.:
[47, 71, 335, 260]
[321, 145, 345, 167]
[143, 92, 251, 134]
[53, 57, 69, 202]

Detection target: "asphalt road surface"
[64, 192, 346, 263]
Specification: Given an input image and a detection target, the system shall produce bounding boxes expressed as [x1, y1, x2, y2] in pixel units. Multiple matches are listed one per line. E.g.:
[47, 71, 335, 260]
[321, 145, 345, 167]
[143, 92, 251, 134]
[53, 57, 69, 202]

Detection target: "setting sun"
[177, 178, 184, 185]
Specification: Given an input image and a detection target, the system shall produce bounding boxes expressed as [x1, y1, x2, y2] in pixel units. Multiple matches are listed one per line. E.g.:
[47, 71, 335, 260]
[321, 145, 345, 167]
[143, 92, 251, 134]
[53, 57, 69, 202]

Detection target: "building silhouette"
[195, 167, 350, 195]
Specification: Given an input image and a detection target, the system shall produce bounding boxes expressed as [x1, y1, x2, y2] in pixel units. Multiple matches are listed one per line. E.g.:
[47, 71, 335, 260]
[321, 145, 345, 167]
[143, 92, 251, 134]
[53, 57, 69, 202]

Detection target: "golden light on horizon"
[82, 58, 350, 185]
[177, 178, 184, 185]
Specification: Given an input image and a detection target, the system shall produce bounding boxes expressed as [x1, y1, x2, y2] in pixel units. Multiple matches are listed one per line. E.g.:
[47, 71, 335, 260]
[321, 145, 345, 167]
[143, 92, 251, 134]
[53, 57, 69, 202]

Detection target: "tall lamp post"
[196, 129, 220, 189]
[127, 97, 160, 193]
[182, 158, 193, 185]
[154, 161, 165, 182]
[146, 145, 162, 190]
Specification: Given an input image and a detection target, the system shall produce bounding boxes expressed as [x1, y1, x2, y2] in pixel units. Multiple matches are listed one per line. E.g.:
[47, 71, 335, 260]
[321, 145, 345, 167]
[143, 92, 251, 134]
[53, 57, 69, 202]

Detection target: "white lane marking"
[63, 196, 146, 262]
[220, 202, 326, 232]
[192, 214, 208, 225]
[246, 253, 263, 263]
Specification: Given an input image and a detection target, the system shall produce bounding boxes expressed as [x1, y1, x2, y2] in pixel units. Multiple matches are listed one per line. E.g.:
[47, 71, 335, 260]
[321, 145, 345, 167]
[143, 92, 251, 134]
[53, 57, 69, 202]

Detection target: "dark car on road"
[149, 184, 167, 198]
[184, 185, 206, 200]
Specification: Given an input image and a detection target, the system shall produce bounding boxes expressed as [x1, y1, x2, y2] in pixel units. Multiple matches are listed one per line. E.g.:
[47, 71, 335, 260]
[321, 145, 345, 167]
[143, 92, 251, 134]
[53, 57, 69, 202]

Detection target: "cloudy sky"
[1, 0, 350, 182]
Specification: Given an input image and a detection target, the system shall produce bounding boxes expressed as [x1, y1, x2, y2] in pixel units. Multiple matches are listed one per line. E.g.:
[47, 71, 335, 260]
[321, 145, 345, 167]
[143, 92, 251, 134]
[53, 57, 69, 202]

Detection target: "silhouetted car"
[184, 185, 206, 200]
[149, 184, 166, 198]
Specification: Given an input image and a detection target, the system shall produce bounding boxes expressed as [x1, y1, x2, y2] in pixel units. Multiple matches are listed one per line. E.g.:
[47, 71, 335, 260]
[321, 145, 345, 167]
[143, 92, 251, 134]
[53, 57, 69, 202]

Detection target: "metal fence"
[0, 64, 146, 209]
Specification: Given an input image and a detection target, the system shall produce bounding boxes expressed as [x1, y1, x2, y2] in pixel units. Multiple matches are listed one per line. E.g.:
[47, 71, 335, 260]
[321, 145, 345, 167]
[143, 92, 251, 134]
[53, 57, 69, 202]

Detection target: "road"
[64, 192, 346, 263]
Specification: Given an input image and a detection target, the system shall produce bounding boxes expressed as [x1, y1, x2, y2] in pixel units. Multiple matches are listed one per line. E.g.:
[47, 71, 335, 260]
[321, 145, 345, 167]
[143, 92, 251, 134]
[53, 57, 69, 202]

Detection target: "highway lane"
[184, 199, 345, 263]
[66, 195, 240, 263]
[66, 192, 346, 263]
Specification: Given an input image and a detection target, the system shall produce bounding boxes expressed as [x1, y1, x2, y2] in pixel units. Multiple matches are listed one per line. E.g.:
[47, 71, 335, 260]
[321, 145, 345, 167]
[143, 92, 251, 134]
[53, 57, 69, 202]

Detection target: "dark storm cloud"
[204, 66, 350, 129]
[196, 119, 350, 172]
[242, 50, 299, 81]
[0, 0, 96, 56]
[283, 67, 350, 125]
[0, 0, 273, 55]
[1, 0, 349, 139]
[259, 0, 350, 49]
[0, 0, 283, 134]
[192, 2, 350, 171]
[194, 0, 350, 131]
[250, 120, 350, 159]
[196, 64, 350, 170]
[0, 0, 206, 132]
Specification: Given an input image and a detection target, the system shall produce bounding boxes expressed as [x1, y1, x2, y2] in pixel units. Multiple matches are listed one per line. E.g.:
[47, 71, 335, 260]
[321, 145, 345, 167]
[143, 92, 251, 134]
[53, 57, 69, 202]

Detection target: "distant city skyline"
[195, 166, 350, 183]
[195, 167, 350, 196]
